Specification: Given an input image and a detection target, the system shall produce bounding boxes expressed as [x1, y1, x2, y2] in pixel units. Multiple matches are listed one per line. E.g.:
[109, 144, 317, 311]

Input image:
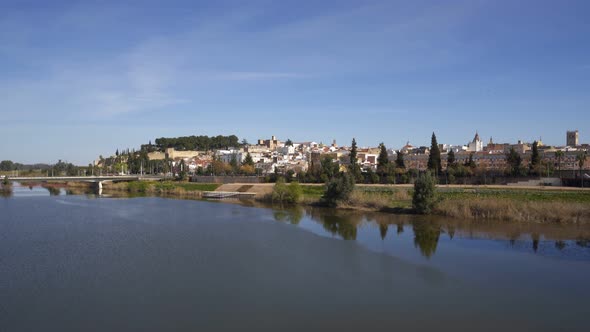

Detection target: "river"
[1, 184, 589, 331]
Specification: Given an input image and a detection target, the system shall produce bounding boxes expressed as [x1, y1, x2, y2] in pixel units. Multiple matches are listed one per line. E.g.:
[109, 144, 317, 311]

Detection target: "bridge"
[4, 175, 166, 183]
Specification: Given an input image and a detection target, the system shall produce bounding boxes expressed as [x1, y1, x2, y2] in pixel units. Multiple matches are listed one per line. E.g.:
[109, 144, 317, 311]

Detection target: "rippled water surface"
[1, 184, 590, 331]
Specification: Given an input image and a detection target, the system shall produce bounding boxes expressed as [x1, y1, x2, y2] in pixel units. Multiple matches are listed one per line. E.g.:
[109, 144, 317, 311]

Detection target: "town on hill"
[87, 130, 589, 186]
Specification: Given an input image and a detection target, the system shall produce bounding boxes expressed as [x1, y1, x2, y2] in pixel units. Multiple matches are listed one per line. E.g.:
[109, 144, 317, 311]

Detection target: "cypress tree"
[377, 143, 389, 169]
[349, 138, 362, 182]
[531, 141, 540, 166]
[350, 138, 358, 166]
[243, 152, 254, 166]
[507, 147, 522, 176]
[395, 150, 405, 169]
[447, 149, 455, 166]
[427, 132, 442, 174]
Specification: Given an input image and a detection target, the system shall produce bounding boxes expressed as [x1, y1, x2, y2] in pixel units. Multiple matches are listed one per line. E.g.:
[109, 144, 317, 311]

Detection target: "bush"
[412, 172, 437, 214]
[322, 172, 355, 207]
[287, 181, 303, 203]
[127, 181, 150, 193]
[272, 178, 302, 203]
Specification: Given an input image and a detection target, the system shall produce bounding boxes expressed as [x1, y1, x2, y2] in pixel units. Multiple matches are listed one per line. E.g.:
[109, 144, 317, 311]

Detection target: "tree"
[377, 143, 389, 170]
[350, 138, 358, 166]
[243, 152, 254, 167]
[0, 160, 15, 171]
[285, 139, 293, 146]
[240, 164, 255, 175]
[322, 172, 355, 207]
[412, 172, 437, 214]
[464, 153, 476, 169]
[394, 152, 406, 170]
[272, 178, 303, 203]
[530, 141, 541, 174]
[427, 132, 442, 174]
[447, 150, 455, 166]
[555, 150, 564, 178]
[365, 168, 379, 184]
[320, 155, 339, 181]
[506, 147, 522, 176]
[349, 138, 363, 181]
[229, 153, 239, 173]
[178, 160, 187, 180]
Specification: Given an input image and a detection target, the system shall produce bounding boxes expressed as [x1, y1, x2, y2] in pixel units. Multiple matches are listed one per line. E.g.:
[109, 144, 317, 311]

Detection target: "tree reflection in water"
[412, 220, 442, 258]
[532, 233, 540, 253]
[576, 238, 589, 248]
[44, 186, 61, 196]
[555, 240, 566, 251]
[273, 206, 304, 225]
[0, 186, 12, 198]
[321, 215, 358, 240]
[269, 205, 590, 258]
[396, 222, 404, 235]
[379, 223, 388, 240]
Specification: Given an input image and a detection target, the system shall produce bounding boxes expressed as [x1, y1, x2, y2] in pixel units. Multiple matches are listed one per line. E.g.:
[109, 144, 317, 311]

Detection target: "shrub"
[412, 172, 437, 214]
[287, 181, 303, 203]
[272, 178, 302, 203]
[127, 181, 149, 193]
[322, 172, 355, 207]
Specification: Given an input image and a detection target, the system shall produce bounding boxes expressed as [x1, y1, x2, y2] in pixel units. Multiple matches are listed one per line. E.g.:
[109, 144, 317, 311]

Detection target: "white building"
[217, 149, 244, 164]
[467, 132, 484, 152]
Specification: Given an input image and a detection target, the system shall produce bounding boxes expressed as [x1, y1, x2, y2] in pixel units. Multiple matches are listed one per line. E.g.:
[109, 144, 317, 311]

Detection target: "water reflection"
[412, 220, 442, 259]
[320, 214, 358, 240]
[0, 185, 13, 198]
[379, 223, 388, 240]
[555, 240, 566, 250]
[268, 204, 590, 260]
[273, 206, 304, 225]
[44, 186, 61, 196]
[532, 233, 540, 253]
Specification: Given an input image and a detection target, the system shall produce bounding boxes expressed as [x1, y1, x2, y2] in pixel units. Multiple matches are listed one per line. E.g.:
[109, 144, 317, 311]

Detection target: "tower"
[567, 130, 579, 147]
[468, 131, 483, 152]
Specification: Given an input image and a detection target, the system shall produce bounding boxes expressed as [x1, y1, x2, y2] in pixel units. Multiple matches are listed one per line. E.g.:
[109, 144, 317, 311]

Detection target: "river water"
[1, 184, 590, 331]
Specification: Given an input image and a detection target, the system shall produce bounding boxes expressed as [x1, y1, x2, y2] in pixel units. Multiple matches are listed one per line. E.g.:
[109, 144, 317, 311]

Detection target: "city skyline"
[1, 0, 589, 164]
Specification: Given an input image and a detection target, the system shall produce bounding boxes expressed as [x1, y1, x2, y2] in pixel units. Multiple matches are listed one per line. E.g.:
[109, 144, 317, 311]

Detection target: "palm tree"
[555, 150, 564, 179]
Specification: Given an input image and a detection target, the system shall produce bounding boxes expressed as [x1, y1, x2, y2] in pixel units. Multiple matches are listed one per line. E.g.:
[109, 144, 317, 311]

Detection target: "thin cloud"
[208, 71, 308, 81]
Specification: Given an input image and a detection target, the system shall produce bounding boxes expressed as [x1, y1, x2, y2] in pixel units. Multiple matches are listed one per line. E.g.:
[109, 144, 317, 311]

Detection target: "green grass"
[156, 181, 220, 192]
[301, 185, 325, 198]
[438, 189, 590, 203]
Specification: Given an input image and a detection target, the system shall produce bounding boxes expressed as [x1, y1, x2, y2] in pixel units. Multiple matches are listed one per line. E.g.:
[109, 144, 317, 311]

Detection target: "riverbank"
[222, 183, 590, 224]
[64, 180, 590, 224]
[102, 181, 220, 198]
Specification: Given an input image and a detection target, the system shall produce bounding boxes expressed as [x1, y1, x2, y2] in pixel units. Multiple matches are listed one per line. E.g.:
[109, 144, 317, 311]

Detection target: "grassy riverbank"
[299, 185, 590, 224]
[433, 189, 590, 224]
[62, 180, 590, 224]
[103, 181, 220, 198]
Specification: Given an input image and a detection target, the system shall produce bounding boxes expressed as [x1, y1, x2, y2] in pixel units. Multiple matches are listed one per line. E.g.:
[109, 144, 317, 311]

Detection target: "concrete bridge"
[4, 175, 165, 183]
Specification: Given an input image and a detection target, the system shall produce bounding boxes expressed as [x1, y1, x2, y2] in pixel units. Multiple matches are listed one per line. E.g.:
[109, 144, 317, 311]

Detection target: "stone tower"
[567, 130, 579, 147]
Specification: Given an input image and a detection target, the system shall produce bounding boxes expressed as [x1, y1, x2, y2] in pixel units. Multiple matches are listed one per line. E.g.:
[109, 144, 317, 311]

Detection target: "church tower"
[468, 131, 483, 152]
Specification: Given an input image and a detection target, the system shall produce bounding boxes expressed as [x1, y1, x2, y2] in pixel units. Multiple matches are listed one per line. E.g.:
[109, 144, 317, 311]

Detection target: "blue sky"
[1, 0, 589, 164]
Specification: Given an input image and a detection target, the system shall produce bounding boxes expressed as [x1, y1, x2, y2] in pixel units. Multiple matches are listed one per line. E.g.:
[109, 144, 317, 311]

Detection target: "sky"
[1, 0, 589, 165]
